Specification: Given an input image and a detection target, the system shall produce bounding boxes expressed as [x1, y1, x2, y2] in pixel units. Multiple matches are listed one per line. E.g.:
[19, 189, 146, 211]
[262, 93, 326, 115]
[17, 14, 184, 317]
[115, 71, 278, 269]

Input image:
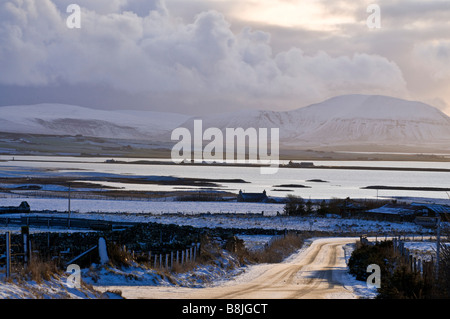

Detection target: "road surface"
[100, 237, 362, 299]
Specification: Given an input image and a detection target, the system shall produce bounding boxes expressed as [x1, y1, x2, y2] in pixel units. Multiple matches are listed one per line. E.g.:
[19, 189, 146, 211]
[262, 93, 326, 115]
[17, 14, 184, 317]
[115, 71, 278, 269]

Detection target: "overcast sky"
[0, 0, 449, 116]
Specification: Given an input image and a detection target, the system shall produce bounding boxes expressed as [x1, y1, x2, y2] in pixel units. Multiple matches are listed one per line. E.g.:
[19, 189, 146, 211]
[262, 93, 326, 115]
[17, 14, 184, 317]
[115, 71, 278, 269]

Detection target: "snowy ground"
[93, 238, 380, 299]
[0, 271, 121, 299]
[0, 198, 445, 299]
[0, 197, 284, 215]
[1, 236, 440, 299]
[0, 198, 440, 236]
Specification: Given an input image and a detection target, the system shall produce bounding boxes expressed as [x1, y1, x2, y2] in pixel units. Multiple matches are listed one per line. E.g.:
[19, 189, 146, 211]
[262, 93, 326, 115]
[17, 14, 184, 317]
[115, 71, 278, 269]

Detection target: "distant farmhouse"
[334, 199, 450, 227]
[237, 190, 269, 203]
[366, 203, 450, 227]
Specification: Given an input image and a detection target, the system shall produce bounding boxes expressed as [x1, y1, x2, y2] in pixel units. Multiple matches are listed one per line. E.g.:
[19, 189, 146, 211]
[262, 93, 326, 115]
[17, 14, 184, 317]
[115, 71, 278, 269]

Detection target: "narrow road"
[100, 237, 360, 299]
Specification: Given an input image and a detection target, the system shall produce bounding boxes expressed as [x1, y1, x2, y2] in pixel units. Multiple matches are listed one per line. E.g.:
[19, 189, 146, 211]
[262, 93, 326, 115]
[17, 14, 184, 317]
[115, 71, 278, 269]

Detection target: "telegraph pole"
[68, 184, 71, 229]
[6, 231, 11, 278]
[436, 215, 441, 279]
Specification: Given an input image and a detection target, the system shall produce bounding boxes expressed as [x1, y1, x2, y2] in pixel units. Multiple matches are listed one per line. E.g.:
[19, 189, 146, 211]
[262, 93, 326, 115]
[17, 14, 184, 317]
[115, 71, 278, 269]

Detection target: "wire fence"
[363, 234, 448, 282]
[0, 231, 28, 278]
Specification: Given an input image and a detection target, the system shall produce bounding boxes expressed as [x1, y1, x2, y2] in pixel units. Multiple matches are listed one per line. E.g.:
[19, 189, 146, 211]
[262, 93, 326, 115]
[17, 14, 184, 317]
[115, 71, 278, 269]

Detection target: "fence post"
[170, 251, 174, 269]
[6, 231, 11, 278]
[22, 226, 30, 267]
[436, 217, 441, 280]
[176, 250, 179, 265]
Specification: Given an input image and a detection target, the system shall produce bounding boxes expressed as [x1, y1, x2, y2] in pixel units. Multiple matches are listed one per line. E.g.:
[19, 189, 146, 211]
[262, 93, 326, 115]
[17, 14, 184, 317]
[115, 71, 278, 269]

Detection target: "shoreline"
[2, 156, 450, 173]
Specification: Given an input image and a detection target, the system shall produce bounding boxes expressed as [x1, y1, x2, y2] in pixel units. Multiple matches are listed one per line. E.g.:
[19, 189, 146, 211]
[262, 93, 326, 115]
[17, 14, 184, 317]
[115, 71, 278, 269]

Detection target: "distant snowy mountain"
[0, 104, 190, 139]
[186, 94, 450, 150]
[1, 95, 449, 152]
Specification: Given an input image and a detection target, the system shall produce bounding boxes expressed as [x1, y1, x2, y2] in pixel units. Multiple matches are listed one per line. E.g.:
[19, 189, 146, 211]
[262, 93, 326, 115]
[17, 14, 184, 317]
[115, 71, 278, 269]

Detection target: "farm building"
[410, 203, 450, 217]
[410, 203, 450, 226]
[366, 203, 450, 223]
[237, 190, 268, 203]
[366, 204, 418, 222]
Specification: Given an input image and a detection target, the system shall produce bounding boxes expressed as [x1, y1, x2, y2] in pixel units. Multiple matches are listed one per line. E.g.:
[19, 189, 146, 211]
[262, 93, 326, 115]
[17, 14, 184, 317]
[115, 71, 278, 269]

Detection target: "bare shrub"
[233, 233, 305, 264]
[107, 243, 133, 267]
[18, 256, 60, 283]
[170, 259, 199, 274]
[253, 233, 304, 263]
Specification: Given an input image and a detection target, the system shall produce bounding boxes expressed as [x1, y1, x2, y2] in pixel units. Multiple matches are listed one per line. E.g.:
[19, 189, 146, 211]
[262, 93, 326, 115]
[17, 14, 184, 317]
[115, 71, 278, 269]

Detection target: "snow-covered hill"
[0, 104, 190, 139]
[286, 94, 450, 145]
[1, 95, 449, 151]
[188, 94, 450, 150]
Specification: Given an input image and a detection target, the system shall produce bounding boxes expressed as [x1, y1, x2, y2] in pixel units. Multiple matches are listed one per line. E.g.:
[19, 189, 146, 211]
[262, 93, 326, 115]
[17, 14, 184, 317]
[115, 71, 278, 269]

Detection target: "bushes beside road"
[348, 239, 446, 298]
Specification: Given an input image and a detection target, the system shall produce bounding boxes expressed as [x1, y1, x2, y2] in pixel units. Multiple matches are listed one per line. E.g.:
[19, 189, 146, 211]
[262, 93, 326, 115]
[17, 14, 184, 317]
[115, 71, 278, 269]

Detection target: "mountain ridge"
[189, 94, 450, 149]
[0, 94, 449, 152]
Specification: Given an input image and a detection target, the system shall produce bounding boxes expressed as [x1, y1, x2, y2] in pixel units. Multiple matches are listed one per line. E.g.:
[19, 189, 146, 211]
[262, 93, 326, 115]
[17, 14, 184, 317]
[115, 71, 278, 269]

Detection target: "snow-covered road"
[98, 237, 376, 299]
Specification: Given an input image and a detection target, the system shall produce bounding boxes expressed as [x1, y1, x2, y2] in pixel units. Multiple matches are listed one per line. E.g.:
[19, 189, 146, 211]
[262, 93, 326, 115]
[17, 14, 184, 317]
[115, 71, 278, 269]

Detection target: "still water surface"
[0, 155, 449, 201]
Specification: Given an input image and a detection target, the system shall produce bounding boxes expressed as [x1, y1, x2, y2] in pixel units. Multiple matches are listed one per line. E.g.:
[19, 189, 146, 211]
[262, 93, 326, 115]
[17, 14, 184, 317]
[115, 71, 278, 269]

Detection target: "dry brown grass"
[16, 256, 61, 283]
[106, 243, 134, 267]
[254, 233, 305, 263]
[170, 259, 200, 274]
[235, 233, 305, 264]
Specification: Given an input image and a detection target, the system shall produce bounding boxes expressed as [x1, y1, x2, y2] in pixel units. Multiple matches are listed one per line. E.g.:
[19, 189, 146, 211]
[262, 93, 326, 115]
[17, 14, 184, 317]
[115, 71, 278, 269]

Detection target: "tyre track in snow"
[98, 237, 359, 299]
[213, 239, 327, 299]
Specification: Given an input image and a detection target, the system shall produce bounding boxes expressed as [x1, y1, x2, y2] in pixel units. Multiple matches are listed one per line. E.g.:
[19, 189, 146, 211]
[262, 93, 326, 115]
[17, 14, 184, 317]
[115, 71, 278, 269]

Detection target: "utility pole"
[6, 231, 11, 278]
[436, 215, 441, 280]
[68, 184, 71, 229]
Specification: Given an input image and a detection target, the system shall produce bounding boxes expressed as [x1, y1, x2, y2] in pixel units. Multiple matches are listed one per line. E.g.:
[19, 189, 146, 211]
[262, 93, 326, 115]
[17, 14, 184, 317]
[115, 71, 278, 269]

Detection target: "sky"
[0, 0, 449, 116]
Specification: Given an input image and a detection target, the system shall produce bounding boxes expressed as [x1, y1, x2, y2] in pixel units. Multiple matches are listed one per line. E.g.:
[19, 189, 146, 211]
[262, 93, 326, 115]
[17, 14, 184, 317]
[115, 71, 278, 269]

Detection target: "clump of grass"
[107, 243, 134, 267]
[170, 259, 199, 274]
[17, 257, 60, 283]
[234, 233, 305, 264]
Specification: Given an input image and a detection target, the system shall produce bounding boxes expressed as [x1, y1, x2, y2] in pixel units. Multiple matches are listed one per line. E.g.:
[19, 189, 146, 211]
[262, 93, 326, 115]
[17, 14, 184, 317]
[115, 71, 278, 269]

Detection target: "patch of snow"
[0, 272, 111, 299]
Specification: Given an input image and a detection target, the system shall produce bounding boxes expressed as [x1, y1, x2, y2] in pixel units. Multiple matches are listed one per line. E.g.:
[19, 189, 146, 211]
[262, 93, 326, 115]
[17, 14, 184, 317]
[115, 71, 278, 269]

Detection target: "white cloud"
[0, 0, 413, 113]
[413, 41, 450, 81]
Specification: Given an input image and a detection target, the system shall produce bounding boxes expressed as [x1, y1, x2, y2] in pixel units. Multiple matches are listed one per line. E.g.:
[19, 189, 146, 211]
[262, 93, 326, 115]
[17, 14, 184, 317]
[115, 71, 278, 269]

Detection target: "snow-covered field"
[0, 197, 442, 235]
[0, 197, 285, 215]
[0, 208, 437, 236]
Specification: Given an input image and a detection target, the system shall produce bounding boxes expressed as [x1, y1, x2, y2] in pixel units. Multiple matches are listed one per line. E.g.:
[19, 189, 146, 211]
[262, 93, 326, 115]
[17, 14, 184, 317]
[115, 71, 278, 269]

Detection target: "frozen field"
[0, 197, 442, 236]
